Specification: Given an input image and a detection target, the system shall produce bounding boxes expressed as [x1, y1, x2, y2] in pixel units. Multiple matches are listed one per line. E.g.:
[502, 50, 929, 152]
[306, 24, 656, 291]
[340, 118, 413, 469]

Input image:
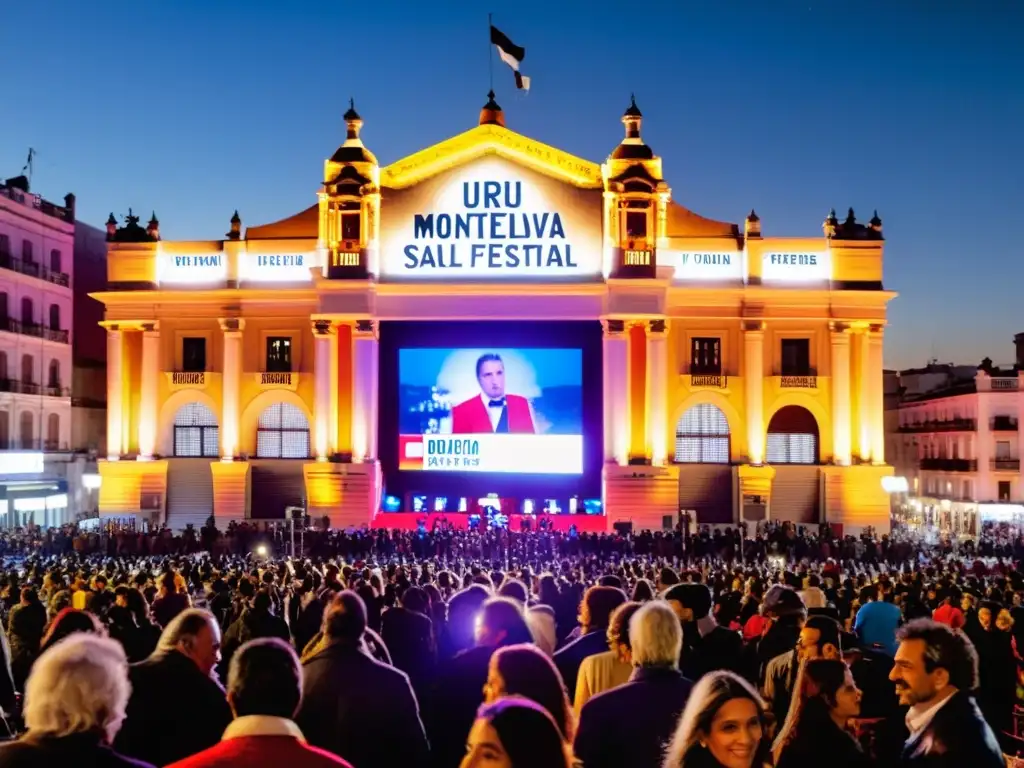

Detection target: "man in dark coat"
[380, 586, 436, 704]
[574, 602, 694, 768]
[665, 582, 744, 682]
[296, 590, 429, 768]
[890, 618, 1004, 767]
[115, 609, 233, 767]
[553, 585, 627, 698]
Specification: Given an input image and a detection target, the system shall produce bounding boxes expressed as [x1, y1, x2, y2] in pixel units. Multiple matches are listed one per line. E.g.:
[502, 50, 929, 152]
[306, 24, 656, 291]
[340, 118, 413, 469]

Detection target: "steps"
[165, 458, 214, 532]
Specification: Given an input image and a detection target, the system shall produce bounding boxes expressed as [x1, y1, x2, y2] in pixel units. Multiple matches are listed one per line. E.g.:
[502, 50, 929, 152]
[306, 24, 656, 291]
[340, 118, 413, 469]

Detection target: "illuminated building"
[890, 340, 1024, 535]
[0, 176, 74, 524]
[95, 95, 894, 534]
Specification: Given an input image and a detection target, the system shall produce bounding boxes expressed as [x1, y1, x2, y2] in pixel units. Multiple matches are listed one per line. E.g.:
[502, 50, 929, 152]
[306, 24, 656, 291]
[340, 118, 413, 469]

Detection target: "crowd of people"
[0, 519, 1019, 767]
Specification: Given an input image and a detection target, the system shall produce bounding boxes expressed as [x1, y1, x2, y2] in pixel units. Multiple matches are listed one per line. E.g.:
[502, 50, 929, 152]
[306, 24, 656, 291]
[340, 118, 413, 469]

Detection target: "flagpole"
[488, 12, 494, 93]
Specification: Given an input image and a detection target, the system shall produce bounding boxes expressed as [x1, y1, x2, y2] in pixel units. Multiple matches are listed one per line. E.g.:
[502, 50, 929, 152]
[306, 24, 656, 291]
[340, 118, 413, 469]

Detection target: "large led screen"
[398, 347, 583, 474]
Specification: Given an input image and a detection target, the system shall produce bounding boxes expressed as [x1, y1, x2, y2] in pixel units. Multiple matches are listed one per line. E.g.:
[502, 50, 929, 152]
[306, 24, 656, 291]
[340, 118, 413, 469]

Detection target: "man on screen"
[450, 353, 537, 434]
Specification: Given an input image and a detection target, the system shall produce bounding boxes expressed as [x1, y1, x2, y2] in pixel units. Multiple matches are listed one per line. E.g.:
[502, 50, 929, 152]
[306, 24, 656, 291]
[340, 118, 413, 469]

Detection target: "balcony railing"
[991, 416, 1019, 431]
[0, 379, 70, 397]
[991, 458, 1021, 471]
[0, 252, 71, 287]
[0, 317, 69, 344]
[919, 458, 977, 472]
[899, 418, 977, 433]
[991, 377, 1020, 391]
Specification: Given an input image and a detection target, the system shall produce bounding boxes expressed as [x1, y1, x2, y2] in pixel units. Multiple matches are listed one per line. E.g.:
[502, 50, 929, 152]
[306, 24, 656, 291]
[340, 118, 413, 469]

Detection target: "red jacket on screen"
[451, 394, 536, 434]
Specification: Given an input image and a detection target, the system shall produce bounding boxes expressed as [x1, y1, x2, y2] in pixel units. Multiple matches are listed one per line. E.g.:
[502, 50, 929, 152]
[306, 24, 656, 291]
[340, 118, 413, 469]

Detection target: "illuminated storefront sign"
[379, 157, 602, 279]
[239, 252, 315, 282]
[761, 251, 831, 282]
[158, 251, 226, 284]
[665, 251, 744, 281]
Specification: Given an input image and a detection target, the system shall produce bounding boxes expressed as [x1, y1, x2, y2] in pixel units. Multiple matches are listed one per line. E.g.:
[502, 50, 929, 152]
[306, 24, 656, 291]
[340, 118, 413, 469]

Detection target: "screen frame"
[378, 320, 604, 503]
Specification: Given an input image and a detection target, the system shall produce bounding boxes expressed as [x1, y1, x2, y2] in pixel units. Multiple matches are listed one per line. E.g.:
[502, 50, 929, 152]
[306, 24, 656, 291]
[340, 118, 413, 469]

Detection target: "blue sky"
[3, 1, 1021, 368]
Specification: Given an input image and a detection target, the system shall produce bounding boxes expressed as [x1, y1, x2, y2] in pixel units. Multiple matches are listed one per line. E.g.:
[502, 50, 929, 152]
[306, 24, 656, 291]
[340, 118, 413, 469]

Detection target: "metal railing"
[991, 458, 1021, 471]
[919, 458, 977, 472]
[0, 379, 70, 397]
[899, 418, 977, 433]
[0, 317, 69, 344]
[0, 185, 74, 224]
[991, 416, 1019, 431]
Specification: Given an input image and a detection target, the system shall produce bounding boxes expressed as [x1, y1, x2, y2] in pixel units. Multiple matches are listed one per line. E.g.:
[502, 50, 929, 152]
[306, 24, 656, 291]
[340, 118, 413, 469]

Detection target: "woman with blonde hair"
[663, 670, 770, 768]
[772, 658, 868, 768]
[0, 633, 155, 767]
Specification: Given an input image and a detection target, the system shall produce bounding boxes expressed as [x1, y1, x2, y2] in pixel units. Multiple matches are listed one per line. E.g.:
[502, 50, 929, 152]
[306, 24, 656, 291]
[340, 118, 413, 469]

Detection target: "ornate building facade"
[95, 95, 895, 533]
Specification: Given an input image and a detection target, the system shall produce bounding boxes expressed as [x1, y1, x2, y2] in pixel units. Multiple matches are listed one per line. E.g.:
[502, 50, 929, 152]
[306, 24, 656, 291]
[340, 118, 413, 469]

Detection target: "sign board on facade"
[761, 251, 831, 282]
[157, 252, 226, 285]
[663, 251, 744, 281]
[239, 252, 316, 282]
[378, 157, 602, 279]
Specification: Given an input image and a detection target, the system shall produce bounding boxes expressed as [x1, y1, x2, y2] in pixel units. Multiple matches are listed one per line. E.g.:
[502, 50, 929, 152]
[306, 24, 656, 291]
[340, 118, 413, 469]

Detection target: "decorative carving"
[141, 322, 158, 333]
[649, 319, 667, 334]
[355, 319, 375, 335]
[829, 321, 850, 334]
[218, 317, 244, 333]
[604, 319, 626, 335]
[741, 320, 764, 333]
[109, 208, 158, 244]
[313, 319, 333, 335]
[869, 323, 885, 335]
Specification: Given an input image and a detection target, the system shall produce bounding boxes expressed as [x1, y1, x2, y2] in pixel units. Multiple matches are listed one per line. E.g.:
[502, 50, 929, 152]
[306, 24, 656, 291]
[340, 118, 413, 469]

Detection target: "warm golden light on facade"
[92, 95, 894, 533]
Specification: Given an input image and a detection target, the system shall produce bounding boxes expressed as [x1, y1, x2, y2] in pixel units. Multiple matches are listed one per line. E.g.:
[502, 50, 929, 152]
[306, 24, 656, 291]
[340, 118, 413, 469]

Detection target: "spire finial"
[350, 97, 354, 111]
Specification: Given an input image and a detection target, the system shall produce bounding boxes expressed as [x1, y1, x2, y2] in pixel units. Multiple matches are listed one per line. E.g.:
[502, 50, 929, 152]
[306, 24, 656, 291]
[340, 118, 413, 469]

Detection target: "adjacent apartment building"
[889, 338, 1024, 535]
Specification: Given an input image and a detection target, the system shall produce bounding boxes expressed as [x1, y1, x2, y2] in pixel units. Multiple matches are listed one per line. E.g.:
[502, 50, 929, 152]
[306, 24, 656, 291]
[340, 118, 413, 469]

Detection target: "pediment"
[380, 124, 603, 190]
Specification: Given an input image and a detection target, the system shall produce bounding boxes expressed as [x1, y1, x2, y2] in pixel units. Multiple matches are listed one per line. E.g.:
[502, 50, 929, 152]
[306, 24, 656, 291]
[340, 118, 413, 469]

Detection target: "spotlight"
[256, 545, 268, 558]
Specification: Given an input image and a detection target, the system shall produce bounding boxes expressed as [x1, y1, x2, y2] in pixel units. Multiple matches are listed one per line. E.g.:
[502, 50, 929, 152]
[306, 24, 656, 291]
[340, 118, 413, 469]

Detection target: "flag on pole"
[490, 25, 530, 91]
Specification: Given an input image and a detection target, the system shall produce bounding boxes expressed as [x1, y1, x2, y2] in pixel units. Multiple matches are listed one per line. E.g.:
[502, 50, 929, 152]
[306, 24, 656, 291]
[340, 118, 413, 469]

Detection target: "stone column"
[602, 319, 629, 465]
[352, 320, 379, 462]
[313, 320, 334, 460]
[868, 325, 886, 463]
[743, 321, 765, 465]
[857, 329, 871, 462]
[831, 323, 852, 466]
[218, 318, 244, 460]
[645, 319, 669, 465]
[106, 327, 124, 460]
[138, 323, 160, 459]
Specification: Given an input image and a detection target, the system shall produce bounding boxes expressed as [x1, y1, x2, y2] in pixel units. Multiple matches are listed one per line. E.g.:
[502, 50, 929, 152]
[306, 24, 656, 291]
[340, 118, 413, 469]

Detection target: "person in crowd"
[167, 638, 352, 768]
[772, 658, 869, 768]
[461, 696, 573, 768]
[967, 598, 1018, 743]
[38, 607, 105, 655]
[747, 584, 806, 686]
[574, 600, 641, 712]
[296, 590, 428, 768]
[484, 643, 574, 741]
[853, 583, 902, 656]
[575, 601, 694, 768]
[553, 585, 627, 697]
[219, 588, 290, 673]
[115, 608, 233, 767]
[665, 583, 744, 681]
[108, 587, 163, 663]
[798, 573, 827, 610]
[662, 669, 771, 768]
[889, 618, 1004, 766]
[762, 614, 843, 729]
[432, 596, 535, 768]
[930, 587, 966, 630]
[380, 584, 437, 703]
[7, 587, 46, 691]
[151, 571, 191, 628]
[442, 583, 491, 660]
[0, 634, 154, 768]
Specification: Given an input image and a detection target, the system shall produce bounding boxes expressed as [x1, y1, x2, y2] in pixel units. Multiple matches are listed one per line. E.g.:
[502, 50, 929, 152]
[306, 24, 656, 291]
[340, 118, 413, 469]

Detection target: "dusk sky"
[3, 1, 1021, 369]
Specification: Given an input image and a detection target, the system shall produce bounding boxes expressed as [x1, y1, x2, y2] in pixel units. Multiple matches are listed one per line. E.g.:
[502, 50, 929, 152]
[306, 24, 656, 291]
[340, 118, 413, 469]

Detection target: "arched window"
[256, 403, 311, 458]
[0, 351, 7, 384]
[48, 360, 60, 388]
[50, 249, 61, 273]
[48, 304, 60, 330]
[46, 413, 59, 449]
[674, 403, 730, 463]
[0, 291, 8, 321]
[173, 402, 219, 457]
[766, 406, 819, 464]
[19, 411, 33, 449]
[0, 410, 9, 448]
[20, 297, 33, 325]
[21, 354, 33, 384]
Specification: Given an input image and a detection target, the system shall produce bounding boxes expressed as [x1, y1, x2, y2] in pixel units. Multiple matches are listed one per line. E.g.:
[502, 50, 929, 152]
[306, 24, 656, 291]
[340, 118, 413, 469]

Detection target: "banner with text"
[379, 156, 602, 279]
